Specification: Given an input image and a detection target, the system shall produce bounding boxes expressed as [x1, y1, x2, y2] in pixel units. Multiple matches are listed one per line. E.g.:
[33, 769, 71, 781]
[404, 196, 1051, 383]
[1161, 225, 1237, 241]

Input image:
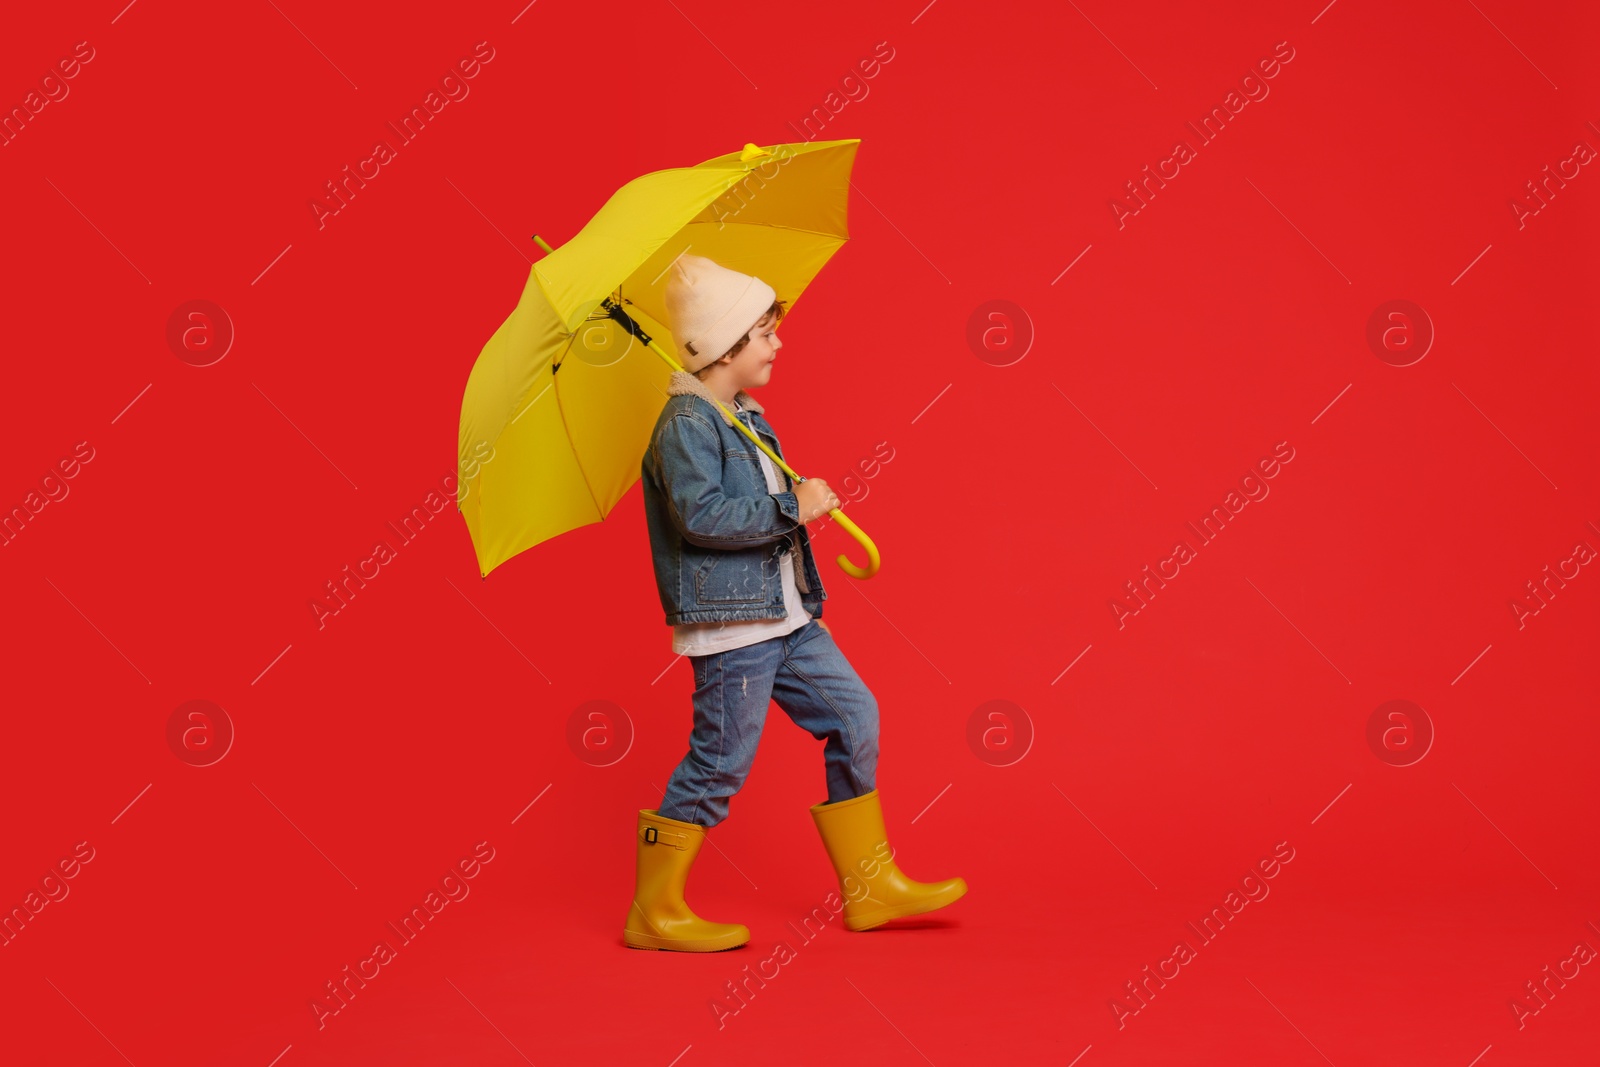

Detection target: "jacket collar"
[666, 370, 764, 426]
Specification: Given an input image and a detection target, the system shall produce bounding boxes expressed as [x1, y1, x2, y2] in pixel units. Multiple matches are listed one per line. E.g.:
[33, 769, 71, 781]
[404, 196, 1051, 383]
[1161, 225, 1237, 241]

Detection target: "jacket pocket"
[694, 549, 770, 604]
[721, 448, 766, 495]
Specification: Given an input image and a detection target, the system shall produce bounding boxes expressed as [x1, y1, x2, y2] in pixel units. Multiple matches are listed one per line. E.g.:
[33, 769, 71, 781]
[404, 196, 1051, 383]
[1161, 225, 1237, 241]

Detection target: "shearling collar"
[666, 370, 765, 426]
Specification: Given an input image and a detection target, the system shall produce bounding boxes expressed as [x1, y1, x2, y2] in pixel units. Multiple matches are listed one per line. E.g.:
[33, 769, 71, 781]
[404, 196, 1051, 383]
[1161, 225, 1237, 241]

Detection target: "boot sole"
[844, 881, 967, 932]
[623, 929, 750, 952]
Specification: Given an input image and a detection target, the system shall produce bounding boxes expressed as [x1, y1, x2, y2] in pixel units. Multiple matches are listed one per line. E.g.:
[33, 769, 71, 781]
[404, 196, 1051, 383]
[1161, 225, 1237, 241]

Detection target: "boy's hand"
[795, 477, 840, 523]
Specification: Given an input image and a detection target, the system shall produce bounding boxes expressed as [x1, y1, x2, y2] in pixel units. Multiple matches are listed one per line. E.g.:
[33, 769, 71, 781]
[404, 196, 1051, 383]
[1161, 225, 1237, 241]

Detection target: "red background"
[3, 1, 1597, 1064]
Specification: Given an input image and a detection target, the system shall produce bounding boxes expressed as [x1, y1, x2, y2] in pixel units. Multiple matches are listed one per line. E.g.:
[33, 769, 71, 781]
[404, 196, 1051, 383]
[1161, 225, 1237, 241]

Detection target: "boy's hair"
[691, 299, 787, 380]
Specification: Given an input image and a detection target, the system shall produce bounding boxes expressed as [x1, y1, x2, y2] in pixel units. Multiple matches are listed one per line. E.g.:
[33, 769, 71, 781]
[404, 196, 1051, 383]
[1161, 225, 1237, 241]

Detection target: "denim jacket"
[641, 371, 828, 625]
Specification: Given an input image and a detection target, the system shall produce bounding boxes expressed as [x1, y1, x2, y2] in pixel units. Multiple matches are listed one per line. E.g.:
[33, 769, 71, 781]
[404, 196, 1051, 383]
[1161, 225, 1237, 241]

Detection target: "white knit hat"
[662, 253, 777, 374]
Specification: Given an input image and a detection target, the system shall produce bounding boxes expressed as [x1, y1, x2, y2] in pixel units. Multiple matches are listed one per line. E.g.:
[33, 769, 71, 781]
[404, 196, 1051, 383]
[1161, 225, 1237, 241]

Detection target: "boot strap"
[642, 825, 690, 849]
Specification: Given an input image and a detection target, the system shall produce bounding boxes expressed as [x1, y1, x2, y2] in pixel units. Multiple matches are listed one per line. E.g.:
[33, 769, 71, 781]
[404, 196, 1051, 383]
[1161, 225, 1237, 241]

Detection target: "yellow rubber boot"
[623, 809, 750, 952]
[809, 788, 968, 932]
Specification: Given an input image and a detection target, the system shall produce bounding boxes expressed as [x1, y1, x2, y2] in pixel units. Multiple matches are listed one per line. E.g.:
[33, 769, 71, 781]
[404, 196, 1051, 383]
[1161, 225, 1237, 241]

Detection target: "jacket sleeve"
[656, 412, 802, 549]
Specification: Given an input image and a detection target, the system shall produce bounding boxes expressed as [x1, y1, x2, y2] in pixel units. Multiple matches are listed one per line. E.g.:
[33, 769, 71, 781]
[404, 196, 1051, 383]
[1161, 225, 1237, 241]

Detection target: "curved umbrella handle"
[826, 507, 880, 579]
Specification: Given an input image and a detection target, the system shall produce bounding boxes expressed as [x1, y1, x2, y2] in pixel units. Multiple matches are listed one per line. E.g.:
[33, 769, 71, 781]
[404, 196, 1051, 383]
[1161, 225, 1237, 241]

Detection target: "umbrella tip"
[740, 143, 770, 164]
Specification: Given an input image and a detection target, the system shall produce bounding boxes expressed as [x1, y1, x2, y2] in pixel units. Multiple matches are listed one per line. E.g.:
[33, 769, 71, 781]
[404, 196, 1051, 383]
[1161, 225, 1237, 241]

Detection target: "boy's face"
[715, 310, 783, 388]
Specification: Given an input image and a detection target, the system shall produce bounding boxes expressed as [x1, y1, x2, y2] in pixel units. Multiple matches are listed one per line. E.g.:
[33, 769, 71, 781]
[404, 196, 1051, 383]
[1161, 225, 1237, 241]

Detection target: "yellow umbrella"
[457, 138, 880, 581]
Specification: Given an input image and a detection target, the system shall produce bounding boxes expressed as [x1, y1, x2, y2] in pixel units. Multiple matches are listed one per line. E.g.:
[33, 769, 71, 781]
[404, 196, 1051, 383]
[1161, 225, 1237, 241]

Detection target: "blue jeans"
[658, 619, 879, 827]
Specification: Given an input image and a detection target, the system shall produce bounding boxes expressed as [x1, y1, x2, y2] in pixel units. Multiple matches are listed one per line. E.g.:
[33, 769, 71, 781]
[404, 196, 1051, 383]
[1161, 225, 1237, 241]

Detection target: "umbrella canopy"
[458, 138, 867, 580]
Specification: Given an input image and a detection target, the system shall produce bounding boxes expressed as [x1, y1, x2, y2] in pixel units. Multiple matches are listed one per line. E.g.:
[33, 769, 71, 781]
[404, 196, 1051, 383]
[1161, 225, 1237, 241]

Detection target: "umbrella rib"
[551, 370, 607, 527]
[688, 218, 848, 241]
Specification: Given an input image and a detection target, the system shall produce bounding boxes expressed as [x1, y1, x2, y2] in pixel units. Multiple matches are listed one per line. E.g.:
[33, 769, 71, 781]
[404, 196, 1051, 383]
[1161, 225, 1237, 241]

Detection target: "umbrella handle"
[824, 506, 881, 579]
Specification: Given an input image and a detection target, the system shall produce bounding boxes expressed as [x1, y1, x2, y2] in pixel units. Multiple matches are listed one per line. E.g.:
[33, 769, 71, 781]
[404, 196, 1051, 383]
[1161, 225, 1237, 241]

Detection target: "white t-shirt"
[671, 397, 812, 657]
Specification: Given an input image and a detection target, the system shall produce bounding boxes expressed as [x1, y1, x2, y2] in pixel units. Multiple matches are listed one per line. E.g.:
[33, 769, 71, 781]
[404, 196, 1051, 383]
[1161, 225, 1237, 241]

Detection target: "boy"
[624, 253, 967, 952]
